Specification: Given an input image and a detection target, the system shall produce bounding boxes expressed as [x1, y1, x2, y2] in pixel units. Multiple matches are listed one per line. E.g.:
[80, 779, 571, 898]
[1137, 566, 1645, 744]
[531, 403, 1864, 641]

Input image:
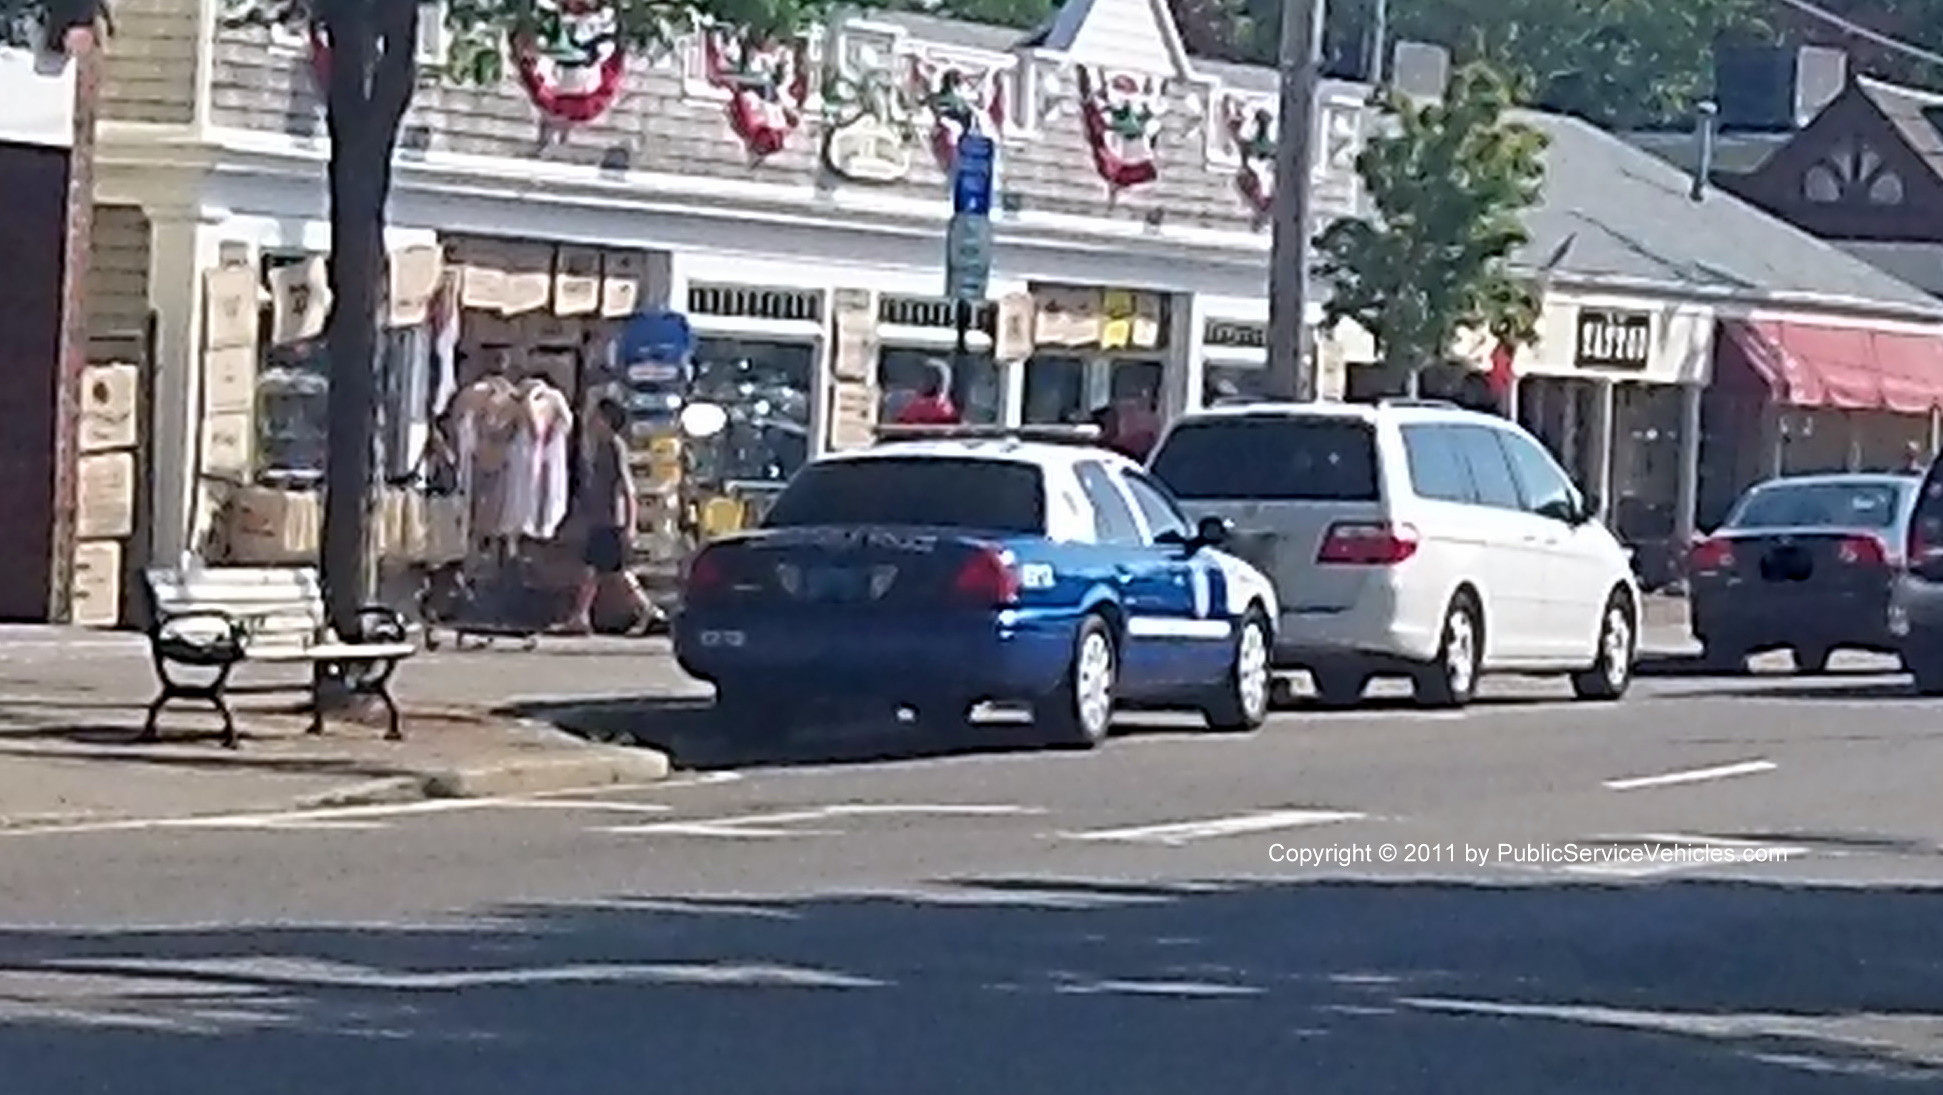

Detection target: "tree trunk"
[317, 0, 416, 639]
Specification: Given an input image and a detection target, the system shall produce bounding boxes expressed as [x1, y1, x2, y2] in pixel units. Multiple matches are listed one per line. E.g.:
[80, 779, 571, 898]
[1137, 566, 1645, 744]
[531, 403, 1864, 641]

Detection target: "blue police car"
[672, 426, 1280, 747]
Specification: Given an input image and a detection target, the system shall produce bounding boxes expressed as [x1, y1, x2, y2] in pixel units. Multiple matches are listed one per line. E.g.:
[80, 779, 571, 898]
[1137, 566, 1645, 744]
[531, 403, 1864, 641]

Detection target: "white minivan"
[1146, 400, 1639, 707]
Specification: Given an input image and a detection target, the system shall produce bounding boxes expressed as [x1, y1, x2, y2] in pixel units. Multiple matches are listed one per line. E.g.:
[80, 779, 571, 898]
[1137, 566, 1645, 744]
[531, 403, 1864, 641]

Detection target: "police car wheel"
[1035, 615, 1117, 748]
[1204, 611, 1272, 732]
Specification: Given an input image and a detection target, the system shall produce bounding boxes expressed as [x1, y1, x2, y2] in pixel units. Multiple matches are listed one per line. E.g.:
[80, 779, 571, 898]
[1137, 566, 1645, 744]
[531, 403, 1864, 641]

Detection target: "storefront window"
[688, 337, 814, 484]
[1024, 356, 1162, 424]
[1204, 363, 1271, 405]
[878, 347, 999, 424]
[257, 338, 329, 488]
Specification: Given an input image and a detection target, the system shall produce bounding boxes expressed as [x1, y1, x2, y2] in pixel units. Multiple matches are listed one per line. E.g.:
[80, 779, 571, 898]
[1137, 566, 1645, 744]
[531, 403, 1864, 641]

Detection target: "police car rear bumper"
[674, 609, 1075, 702]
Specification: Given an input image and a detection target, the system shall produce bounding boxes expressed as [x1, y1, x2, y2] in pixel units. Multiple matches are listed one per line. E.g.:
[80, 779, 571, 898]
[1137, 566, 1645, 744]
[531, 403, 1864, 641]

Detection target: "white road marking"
[2, 799, 495, 836]
[1602, 759, 1777, 791]
[599, 803, 1039, 838]
[493, 800, 672, 815]
[1057, 809, 1366, 846]
[45, 957, 884, 991]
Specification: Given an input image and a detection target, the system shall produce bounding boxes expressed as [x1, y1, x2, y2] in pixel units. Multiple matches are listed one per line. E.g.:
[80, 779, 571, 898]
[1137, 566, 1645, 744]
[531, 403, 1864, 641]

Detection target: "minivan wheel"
[1414, 595, 1482, 708]
[1034, 615, 1117, 748]
[1204, 611, 1272, 732]
[1572, 594, 1636, 701]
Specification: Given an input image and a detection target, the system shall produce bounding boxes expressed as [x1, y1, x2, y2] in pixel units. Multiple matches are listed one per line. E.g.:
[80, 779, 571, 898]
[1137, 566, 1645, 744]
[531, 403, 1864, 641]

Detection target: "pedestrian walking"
[560, 398, 660, 635]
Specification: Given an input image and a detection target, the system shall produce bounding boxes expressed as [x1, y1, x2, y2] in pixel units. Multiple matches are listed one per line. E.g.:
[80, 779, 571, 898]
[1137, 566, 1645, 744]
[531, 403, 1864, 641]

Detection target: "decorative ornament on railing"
[704, 27, 810, 160]
[510, 0, 626, 123]
[910, 57, 1004, 173]
[1076, 66, 1163, 191]
[1221, 95, 1275, 219]
[821, 43, 915, 183]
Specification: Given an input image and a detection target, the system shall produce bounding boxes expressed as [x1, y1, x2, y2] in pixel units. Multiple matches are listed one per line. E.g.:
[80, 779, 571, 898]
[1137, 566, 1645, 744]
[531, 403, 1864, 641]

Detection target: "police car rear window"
[763, 457, 1047, 533]
[1151, 418, 1379, 501]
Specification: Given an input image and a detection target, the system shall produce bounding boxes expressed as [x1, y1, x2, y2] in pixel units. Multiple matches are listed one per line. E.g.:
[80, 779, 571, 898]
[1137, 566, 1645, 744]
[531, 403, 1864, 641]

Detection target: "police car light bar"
[871, 424, 1105, 445]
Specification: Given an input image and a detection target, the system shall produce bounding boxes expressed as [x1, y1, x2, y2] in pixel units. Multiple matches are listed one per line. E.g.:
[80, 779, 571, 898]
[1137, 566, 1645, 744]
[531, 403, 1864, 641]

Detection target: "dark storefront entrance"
[0, 139, 70, 620]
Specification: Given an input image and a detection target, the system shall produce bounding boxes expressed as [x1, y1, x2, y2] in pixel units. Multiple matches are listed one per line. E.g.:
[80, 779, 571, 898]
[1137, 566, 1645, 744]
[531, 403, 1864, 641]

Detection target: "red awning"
[1721, 319, 1943, 414]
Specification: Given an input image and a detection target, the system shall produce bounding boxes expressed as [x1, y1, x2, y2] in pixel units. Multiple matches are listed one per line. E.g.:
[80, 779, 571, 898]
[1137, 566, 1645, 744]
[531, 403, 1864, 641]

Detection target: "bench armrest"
[357, 604, 410, 644]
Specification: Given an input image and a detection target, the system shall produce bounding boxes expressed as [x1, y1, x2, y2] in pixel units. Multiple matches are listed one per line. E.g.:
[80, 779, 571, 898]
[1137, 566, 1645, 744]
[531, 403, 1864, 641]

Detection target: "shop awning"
[1721, 319, 1943, 414]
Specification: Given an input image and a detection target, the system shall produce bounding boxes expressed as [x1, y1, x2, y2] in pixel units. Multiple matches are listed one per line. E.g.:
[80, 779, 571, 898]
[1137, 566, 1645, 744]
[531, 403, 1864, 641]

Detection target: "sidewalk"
[0, 628, 685, 828]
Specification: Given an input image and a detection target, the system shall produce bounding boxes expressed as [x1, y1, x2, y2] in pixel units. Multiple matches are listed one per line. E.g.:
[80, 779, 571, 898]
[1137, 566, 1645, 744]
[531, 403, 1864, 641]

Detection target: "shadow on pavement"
[1664, 680, 1927, 703]
[507, 696, 1171, 770]
[512, 685, 1576, 771]
[0, 877, 1939, 1093]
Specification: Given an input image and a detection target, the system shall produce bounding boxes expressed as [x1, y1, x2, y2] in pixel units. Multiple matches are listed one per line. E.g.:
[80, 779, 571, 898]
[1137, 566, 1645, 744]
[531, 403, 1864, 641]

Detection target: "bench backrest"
[145, 566, 329, 651]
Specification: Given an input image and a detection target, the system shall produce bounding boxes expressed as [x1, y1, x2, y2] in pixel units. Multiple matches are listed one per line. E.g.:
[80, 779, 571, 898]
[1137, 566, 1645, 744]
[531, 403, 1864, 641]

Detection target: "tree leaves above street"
[1316, 63, 1547, 375]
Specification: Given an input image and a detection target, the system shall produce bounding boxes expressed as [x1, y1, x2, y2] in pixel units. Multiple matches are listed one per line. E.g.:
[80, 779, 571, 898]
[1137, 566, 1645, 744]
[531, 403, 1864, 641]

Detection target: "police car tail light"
[686, 547, 730, 597]
[1688, 537, 1734, 573]
[1316, 522, 1418, 566]
[952, 547, 1021, 605]
[1837, 534, 1887, 567]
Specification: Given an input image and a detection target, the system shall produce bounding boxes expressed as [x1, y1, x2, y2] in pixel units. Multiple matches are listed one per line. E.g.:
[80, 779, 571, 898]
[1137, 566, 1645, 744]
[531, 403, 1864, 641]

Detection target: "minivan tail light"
[1689, 537, 1735, 573]
[1316, 522, 1419, 566]
[952, 547, 1021, 606]
[1837, 534, 1887, 567]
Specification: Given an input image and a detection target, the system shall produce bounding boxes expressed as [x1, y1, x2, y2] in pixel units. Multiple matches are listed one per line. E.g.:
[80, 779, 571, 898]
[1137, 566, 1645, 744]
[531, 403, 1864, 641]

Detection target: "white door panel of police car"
[1073, 460, 1196, 691]
[1117, 467, 1236, 688]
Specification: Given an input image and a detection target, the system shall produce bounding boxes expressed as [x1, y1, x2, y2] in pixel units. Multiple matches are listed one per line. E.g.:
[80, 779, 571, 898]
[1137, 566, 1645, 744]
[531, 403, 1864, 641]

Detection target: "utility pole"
[1265, 0, 1325, 402]
[1368, 0, 1388, 85]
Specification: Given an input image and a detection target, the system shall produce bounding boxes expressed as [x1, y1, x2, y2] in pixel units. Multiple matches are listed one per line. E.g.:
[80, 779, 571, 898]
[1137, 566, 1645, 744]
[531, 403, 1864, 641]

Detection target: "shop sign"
[994, 293, 1034, 361]
[1204, 319, 1267, 350]
[686, 284, 823, 322]
[1575, 309, 1652, 369]
[878, 295, 995, 331]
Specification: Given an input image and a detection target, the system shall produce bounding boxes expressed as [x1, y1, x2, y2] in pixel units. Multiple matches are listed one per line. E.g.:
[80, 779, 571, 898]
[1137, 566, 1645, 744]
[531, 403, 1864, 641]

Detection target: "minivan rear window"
[1151, 417, 1379, 501]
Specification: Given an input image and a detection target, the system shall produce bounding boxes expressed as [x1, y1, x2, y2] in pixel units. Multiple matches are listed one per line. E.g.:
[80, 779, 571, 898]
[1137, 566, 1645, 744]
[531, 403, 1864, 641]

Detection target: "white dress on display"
[529, 381, 574, 540]
[503, 379, 576, 541]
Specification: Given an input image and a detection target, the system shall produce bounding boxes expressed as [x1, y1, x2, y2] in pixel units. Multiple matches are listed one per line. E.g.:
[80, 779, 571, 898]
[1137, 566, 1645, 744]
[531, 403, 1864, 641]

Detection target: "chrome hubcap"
[1445, 610, 1477, 696]
[1237, 622, 1269, 719]
[1076, 631, 1114, 733]
[1603, 607, 1633, 688]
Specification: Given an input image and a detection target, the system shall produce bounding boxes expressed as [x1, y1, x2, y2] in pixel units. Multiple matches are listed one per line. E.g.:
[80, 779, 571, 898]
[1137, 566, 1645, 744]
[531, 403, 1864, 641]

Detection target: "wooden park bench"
[141, 566, 418, 748]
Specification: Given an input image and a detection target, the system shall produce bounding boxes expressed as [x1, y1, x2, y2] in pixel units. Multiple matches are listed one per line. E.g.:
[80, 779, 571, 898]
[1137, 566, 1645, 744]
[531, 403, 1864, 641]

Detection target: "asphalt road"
[4, 655, 1943, 1093]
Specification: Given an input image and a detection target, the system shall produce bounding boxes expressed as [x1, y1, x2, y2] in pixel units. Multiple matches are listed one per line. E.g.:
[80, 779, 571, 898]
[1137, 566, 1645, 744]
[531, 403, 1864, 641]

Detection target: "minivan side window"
[1453, 427, 1525, 510]
[1076, 461, 1144, 545]
[1913, 470, 1943, 554]
[1400, 424, 1478, 504]
[1493, 429, 1577, 517]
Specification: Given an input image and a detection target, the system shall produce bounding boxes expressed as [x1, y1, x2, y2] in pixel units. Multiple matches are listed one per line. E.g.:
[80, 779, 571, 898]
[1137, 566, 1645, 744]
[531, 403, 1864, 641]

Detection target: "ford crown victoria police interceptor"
[672, 427, 1280, 748]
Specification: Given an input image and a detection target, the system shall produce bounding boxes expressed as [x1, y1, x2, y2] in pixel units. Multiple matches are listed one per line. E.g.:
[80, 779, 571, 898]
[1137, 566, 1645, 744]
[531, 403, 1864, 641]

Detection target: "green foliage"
[1315, 63, 1548, 374]
[1390, 0, 1769, 130]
